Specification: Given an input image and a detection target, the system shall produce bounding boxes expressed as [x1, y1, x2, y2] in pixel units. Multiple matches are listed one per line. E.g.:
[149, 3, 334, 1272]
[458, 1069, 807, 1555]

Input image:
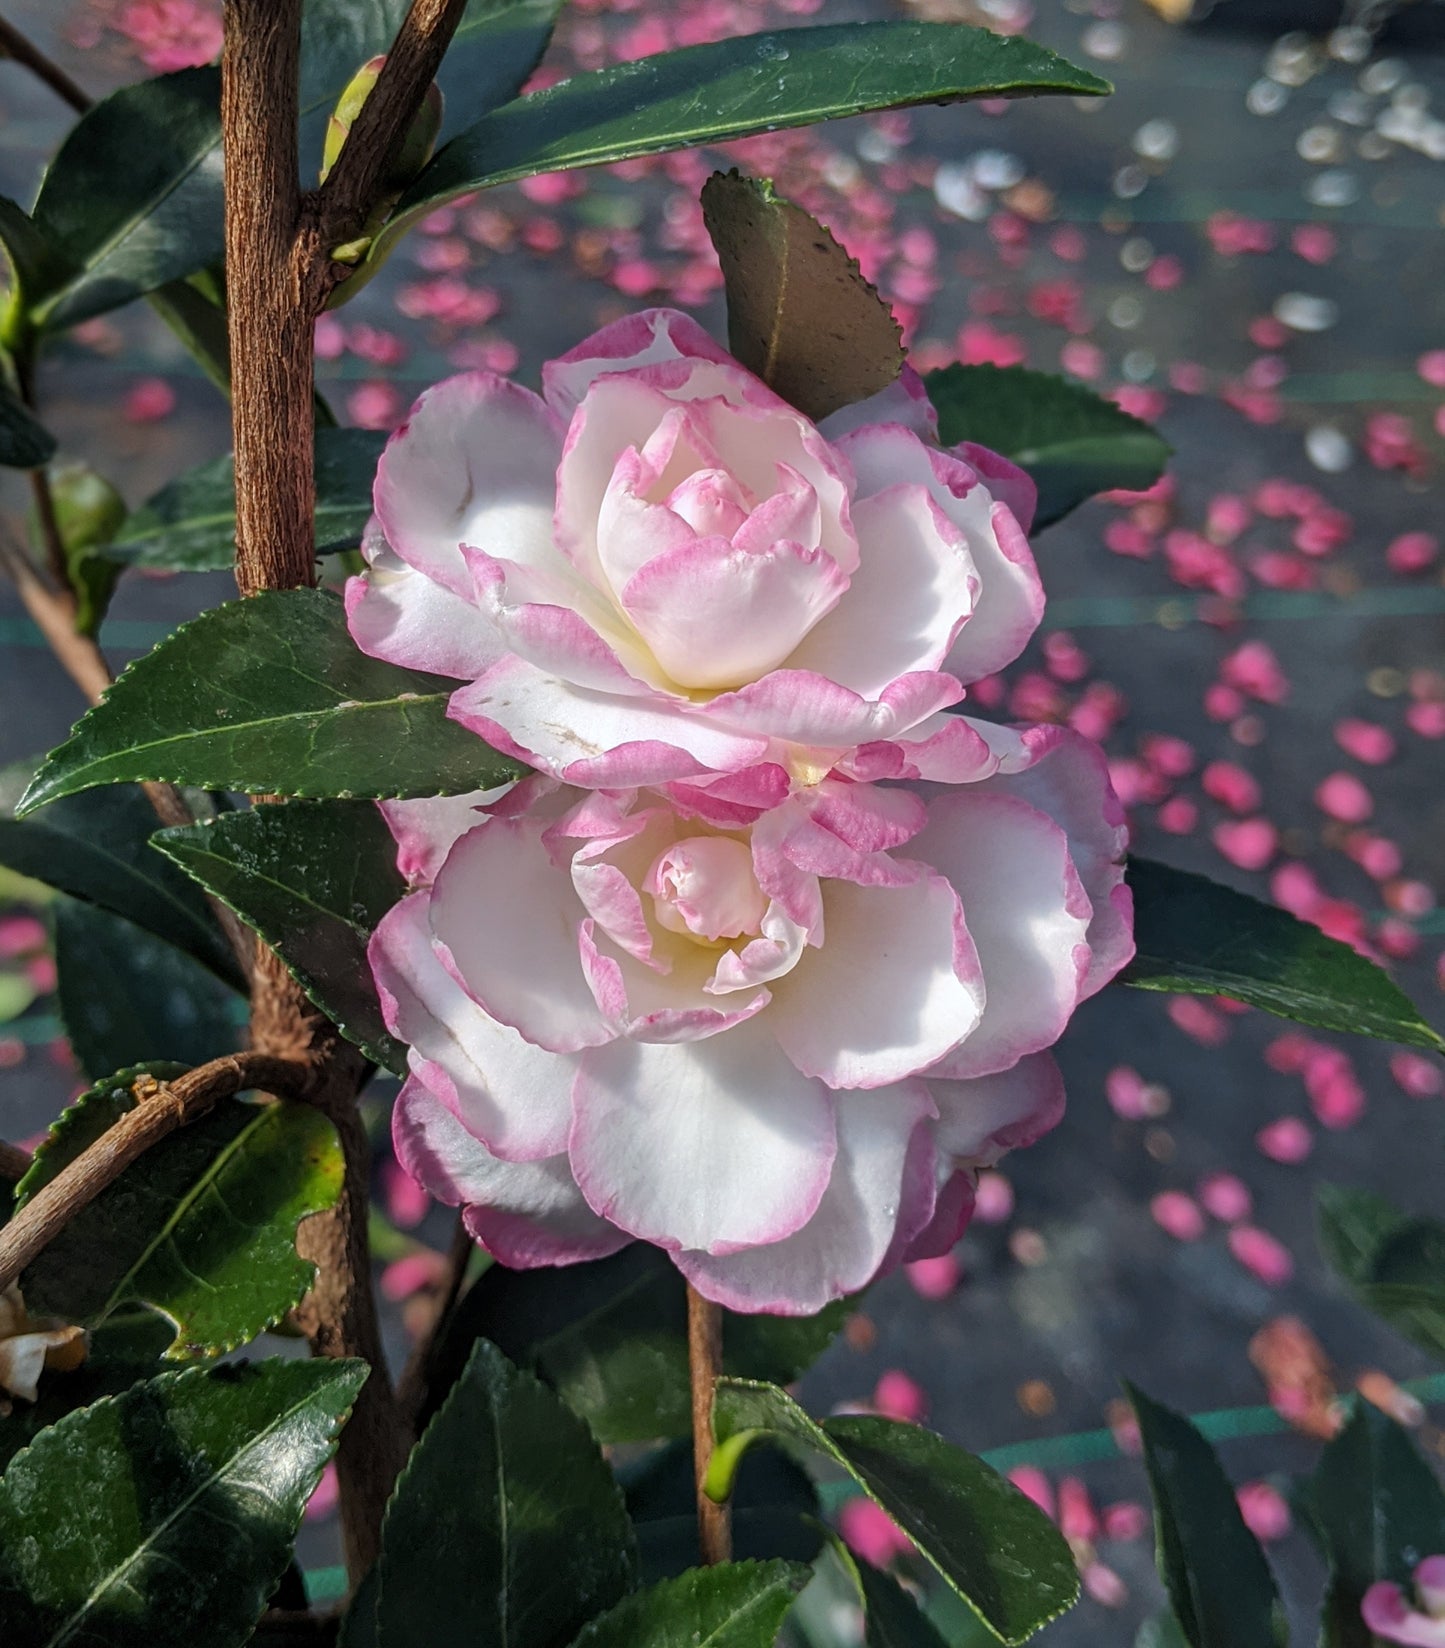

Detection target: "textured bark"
[687, 1284, 734, 1565]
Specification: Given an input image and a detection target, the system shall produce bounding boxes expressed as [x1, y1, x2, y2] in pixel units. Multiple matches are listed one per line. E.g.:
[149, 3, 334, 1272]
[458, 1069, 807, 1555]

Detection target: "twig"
[0, 1141, 32, 1182]
[310, 0, 469, 256]
[0, 13, 90, 115]
[28, 468, 68, 590]
[687, 1283, 733, 1565]
[0, 533, 257, 977]
[0, 1052, 313, 1292]
[394, 1210, 474, 1427]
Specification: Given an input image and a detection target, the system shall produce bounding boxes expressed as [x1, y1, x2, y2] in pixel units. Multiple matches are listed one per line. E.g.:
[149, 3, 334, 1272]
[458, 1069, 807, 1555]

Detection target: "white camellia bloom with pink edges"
[375, 727, 1131, 1315]
[346, 307, 1044, 796]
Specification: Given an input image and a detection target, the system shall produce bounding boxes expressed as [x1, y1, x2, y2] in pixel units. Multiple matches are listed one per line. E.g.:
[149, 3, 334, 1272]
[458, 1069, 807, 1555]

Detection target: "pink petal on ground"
[1256, 1117, 1313, 1164]
[1315, 771, 1374, 824]
[1213, 818, 1278, 872]
[1334, 719, 1396, 765]
[1151, 1191, 1206, 1242]
[1229, 1225, 1294, 1286]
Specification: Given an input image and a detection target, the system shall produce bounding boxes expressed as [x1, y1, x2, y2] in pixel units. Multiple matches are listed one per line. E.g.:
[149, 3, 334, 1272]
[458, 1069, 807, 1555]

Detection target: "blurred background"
[0, 0, 1443, 1638]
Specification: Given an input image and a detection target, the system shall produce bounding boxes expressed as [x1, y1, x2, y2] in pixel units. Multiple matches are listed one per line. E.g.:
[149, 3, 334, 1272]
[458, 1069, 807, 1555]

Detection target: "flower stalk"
[687, 1283, 733, 1566]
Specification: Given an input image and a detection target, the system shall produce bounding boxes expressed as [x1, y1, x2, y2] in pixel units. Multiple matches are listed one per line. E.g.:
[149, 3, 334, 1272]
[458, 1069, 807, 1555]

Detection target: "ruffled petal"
[374, 372, 564, 595]
[677, 1082, 937, 1314]
[542, 307, 739, 418]
[816, 365, 938, 443]
[344, 549, 499, 680]
[570, 1019, 836, 1254]
[370, 894, 573, 1158]
[912, 794, 1092, 1078]
[768, 871, 984, 1089]
[380, 789, 514, 888]
[927, 1051, 1066, 1165]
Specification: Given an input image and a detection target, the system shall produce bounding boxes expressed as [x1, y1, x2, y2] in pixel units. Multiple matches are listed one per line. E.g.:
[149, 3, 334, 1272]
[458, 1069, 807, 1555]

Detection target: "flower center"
[645, 835, 767, 945]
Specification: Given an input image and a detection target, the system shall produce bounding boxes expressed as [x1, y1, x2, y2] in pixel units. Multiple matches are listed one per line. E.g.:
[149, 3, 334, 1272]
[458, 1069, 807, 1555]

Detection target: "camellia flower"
[1363, 1557, 1445, 1646]
[0, 1284, 87, 1411]
[376, 728, 1130, 1314]
[347, 307, 1044, 794]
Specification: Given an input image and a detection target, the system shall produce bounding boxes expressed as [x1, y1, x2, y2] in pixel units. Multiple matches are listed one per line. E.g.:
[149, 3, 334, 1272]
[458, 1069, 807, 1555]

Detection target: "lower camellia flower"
[377, 729, 1130, 1314]
[1363, 1558, 1445, 1646]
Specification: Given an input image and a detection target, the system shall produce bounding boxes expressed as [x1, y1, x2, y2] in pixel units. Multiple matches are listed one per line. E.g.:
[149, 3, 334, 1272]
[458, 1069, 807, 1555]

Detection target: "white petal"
[380, 789, 514, 887]
[570, 1020, 836, 1253]
[927, 1052, 1066, 1166]
[345, 550, 500, 680]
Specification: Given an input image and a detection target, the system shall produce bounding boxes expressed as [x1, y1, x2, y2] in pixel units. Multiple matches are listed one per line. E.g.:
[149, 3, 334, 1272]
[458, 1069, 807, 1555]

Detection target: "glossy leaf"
[23, 1089, 343, 1359]
[569, 1561, 810, 1648]
[924, 363, 1170, 529]
[372, 1340, 636, 1648]
[0, 383, 56, 469]
[1123, 858, 1445, 1052]
[1318, 1184, 1445, 1361]
[1306, 1402, 1445, 1648]
[0, 782, 244, 988]
[713, 1380, 1078, 1644]
[110, 428, 387, 571]
[1125, 1383, 1285, 1648]
[372, 24, 1109, 265]
[19, 589, 524, 814]
[0, 1358, 366, 1648]
[844, 1556, 953, 1648]
[702, 169, 901, 421]
[28, 68, 225, 333]
[0, 194, 60, 311]
[423, 1242, 849, 1441]
[1136, 1618, 1190, 1648]
[154, 800, 406, 1071]
[53, 900, 241, 1078]
[625, 1439, 824, 1584]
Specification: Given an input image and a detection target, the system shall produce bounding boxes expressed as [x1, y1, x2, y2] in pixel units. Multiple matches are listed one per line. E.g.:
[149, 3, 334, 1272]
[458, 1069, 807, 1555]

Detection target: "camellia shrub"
[0, 3, 1439, 1646]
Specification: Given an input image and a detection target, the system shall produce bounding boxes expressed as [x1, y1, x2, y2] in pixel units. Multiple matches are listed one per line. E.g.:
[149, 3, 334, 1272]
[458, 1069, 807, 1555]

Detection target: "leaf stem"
[0, 1052, 313, 1292]
[687, 1282, 733, 1565]
[0, 13, 90, 115]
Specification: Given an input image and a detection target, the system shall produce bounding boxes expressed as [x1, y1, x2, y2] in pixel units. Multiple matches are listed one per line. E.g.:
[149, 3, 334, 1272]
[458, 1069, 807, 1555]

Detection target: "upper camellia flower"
[347, 308, 1043, 793]
[375, 728, 1130, 1314]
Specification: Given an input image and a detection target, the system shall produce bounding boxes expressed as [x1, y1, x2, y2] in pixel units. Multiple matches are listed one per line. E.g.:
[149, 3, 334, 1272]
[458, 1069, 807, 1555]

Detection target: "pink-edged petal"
[542, 307, 738, 417]
[620, 535, 849, 691]
[451, 655, 768, 784]
[570, 1018, 836, 1254]
[953, 441, 1038, 535]
[913, 794, 1093, 1078]
[787, 483, 978, 694]
[429, 815, 613, 1052]
[374, 372, 564, 594]
[380, 790, 514, 887]
[971, 725, 1134, 998]
[768, 872, 984, 1089]
[817, 366, 938, 443]
[579, 920, 771, 1043]
[805, 779, 928, 853]
[927, 1052, 1066, 1165]
[393, 1076, 626, 1266]
[900, 1172, 976, 1263]
[370, 894, 572, 1158]
[703, 669, 963, 749]
[677, 1082, 937, 1315]
[344, 552, 499, 680]
[838, 711, 1001, 785]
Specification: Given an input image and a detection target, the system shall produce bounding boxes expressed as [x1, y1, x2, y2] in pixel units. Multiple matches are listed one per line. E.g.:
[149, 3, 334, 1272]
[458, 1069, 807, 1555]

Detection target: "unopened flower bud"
[28, 460, 126, 636]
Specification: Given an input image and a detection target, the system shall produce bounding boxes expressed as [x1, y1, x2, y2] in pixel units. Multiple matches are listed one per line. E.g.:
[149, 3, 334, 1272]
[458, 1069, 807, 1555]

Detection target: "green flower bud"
[29, 460, 126, 636]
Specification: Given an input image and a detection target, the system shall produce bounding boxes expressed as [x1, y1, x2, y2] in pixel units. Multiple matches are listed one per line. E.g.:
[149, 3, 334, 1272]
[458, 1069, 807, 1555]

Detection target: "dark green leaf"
[701, 169, 901, 421]
[111, 428, 387, 571]
[844, 1557, 952, 1648]
[339, 1567, 381, 1648]
[1125, 1382, 1285, 1648]
[154, 800, 406, 1072]
[1306, 1403, 1445, 1648]
[0, 783, 244, 988]
[374, 1340, 636, 1648]
[1318, 1185, 1445, 1361]
[53, 900, 241, 1078]
[923, 364, 1170, 529]
[1135, 1617, 1190, 1648]
[0, 383, 56, 469]
[425, 1243, 849, 1442]
[1122, 858, 1445, 1053]
[0, 194, 60, 311]
[625, 1439, 824, 1584]
[19, 589, 524, 814]
[0, 1358, 366, 1648]
[375, 24, 1109, 265]
[568, 1560, 810, 1648]
[28, 68, 225, 333]
[714, 1380, 1077, 1645]
[23, 1089, 343, 1359]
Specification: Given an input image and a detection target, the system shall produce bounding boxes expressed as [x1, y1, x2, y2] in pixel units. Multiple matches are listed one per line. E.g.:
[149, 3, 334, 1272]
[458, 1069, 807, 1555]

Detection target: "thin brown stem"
[394, 1210, 474, 1427]
[0, 1141, 32, 1183]
[311, 0, 469, 254]
[28, 468, 68, 589]
[0, 533, 257, 979]
[0, 1053, 313, 1292]
[0, 13, 91, 114]
[687, 1283, 732, 1565]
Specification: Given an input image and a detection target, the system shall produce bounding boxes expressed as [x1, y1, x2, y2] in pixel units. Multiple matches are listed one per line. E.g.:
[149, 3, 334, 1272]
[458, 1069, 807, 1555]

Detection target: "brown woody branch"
[0, 13, 90, 115]
[687, 1284, 733, 1565]
[0, 1053, 313, 1293]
